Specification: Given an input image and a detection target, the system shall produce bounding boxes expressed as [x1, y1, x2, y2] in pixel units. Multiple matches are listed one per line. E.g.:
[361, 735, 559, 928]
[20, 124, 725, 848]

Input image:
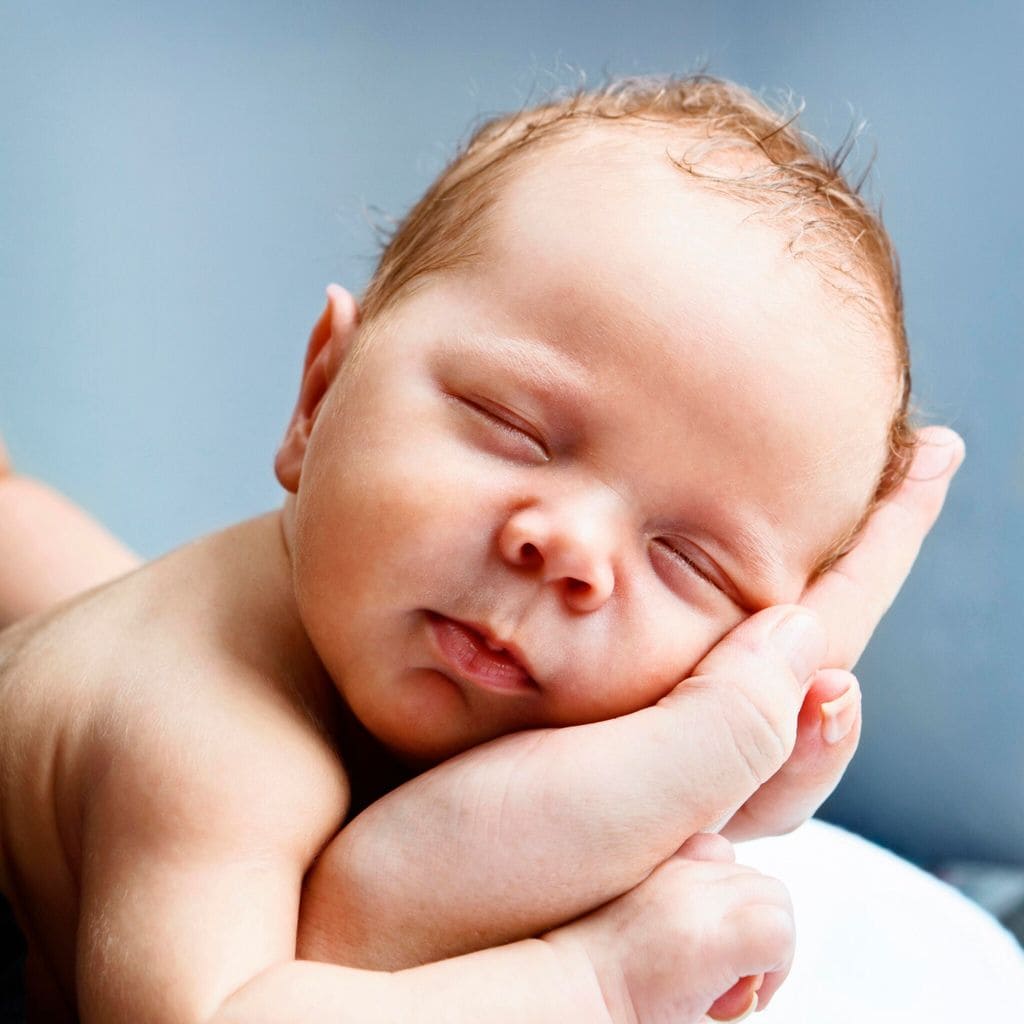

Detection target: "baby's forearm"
[300, 709, 720, 969]
[300, 609, 814, 972]
[213, 939, 607, 1024]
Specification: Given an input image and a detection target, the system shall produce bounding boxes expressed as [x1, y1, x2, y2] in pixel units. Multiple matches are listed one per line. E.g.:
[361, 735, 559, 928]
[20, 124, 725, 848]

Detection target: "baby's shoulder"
[0, 542, 350, 875]
[96, 653, 350, 869]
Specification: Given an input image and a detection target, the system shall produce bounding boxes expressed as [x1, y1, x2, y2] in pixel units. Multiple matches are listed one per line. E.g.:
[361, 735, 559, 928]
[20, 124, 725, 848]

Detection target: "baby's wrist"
[541, 928, 619, 1024]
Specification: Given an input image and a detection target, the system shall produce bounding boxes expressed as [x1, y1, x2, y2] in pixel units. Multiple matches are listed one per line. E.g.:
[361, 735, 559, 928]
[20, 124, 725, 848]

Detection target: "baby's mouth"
[425, 612, 538, 694]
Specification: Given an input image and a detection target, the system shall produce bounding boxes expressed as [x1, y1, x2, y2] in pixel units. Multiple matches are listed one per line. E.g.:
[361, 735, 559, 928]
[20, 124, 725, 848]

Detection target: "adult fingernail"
[771, 610, 826, 683]
[911, 428, 965, 480]
[821, 683, 860, 745]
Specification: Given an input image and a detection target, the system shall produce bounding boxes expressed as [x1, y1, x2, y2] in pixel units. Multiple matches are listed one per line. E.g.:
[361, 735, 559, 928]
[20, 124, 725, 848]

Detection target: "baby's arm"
[84, 832, 765, 1024]
[228, 836, 791, 1024]
[75, 688, 785, 1024]
[0, 444, 139, 627]
[299, 428, 964, 970]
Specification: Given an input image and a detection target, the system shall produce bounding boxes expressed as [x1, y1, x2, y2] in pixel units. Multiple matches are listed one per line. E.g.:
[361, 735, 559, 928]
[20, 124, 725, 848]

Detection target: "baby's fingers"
[710, 875, 795, 1018]
[705, 974, 761, 1022]
[721, 669, 861, 842]
[675, 832, 736, 864]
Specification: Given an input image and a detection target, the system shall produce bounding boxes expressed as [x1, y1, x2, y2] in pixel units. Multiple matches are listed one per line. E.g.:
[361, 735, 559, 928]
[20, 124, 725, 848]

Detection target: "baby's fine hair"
[360, 75, 915, 540]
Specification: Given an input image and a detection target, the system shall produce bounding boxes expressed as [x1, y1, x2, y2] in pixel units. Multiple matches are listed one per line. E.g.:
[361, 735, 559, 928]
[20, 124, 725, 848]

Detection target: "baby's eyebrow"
[478, 334, 593, 399]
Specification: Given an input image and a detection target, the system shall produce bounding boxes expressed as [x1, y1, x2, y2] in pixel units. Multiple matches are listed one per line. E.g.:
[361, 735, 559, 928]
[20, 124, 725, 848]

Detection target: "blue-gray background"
[2, 1, 1021, 865]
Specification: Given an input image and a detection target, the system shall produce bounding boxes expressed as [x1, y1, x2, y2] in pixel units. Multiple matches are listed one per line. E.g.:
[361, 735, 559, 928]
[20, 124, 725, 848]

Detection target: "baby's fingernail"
[708, 989, 758, 1023]
[910, 428, 965, 480]
[821, 684, 860, 745]
[771, 610, 826, 683]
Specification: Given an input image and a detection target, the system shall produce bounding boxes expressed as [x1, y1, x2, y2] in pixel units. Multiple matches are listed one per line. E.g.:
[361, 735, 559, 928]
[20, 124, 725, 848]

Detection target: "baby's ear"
[274, 284, 360, 493]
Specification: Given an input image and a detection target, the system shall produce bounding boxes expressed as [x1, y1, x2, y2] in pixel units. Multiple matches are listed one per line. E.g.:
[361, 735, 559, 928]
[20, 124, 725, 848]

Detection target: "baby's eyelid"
[461, 395, 551, 458]
[653, 537, 729, 593]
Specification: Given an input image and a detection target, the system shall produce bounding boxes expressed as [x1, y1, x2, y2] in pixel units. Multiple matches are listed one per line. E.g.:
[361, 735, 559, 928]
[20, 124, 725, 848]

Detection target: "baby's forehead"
[493, 124, 777, 235]
[484, 132, 878, 346]
[484, 125, 890, 347]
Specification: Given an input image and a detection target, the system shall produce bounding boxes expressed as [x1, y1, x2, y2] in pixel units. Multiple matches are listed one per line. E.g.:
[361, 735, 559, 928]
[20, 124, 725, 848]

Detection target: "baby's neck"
[197, 511, 343, 740]
[219, 512, 419, 810]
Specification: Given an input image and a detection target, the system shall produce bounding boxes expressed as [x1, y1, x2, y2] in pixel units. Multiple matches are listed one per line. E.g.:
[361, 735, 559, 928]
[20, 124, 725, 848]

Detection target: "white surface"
[739, 820, 1024, 1022]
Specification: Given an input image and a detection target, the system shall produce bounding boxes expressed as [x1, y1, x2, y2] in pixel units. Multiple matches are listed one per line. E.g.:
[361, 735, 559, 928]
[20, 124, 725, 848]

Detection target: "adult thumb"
[694, 605, 826, 688]
[658, 605, 827, 794]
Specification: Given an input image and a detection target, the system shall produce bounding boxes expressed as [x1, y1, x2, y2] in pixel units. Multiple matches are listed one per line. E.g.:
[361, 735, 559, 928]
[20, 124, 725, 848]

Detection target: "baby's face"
[289, 135, 898, 763]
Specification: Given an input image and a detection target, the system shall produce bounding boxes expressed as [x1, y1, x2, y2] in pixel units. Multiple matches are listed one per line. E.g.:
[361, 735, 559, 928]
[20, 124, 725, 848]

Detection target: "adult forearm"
[214, 939, 608, 1024]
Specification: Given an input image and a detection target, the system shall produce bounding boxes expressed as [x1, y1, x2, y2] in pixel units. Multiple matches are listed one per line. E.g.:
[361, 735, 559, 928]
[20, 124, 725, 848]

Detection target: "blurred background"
[2, 0, 1021, 903]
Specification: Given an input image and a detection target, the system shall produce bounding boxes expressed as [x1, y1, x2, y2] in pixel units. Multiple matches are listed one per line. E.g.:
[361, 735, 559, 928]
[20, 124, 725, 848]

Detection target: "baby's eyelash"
[459, 396, 550, 459]
[654, 539, 721, 590]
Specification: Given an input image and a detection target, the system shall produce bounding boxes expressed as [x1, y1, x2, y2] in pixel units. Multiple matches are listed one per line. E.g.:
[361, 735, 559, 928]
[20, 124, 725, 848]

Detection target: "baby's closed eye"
[447, 391, 551, 463]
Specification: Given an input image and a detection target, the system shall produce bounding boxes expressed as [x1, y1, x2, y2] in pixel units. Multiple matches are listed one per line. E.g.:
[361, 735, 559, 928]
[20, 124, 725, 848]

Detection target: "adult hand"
[298, 427, 963, 969]
[721, 425, 964, 840]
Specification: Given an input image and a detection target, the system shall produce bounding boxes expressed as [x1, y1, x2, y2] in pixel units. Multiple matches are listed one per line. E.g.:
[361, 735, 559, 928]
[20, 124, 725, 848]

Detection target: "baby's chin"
[374, 707, 533, 769]
[386, 743, 450, 771]
[379, 724, 491, 768]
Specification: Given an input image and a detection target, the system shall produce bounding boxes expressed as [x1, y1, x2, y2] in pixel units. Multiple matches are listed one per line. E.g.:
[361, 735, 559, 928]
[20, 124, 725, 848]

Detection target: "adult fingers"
[719, 428, 960, 840]
[652, 604, 827, 828]
[476, 604, 826, 899]
[804, 425, 964, 670]
[721, 669, 860, 841]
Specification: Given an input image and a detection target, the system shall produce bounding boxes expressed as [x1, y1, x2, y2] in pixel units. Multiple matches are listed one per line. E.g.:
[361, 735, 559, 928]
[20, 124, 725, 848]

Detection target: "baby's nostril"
[519, 542, 541, 564]
[565, 577, 590, 594]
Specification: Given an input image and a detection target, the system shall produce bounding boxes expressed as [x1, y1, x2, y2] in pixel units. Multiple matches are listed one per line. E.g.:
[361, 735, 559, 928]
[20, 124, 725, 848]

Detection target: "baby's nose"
[498, 496, 619, 612]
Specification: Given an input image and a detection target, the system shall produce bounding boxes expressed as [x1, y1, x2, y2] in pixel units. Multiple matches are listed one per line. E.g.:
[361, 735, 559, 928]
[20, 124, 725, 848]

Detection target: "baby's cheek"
[625, 603, 740, 700]
[552, 603, 730, 723]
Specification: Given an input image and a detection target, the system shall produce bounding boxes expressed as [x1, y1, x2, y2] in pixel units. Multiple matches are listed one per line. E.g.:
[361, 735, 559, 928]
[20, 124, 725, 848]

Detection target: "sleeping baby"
[0, 75, 962, 1023]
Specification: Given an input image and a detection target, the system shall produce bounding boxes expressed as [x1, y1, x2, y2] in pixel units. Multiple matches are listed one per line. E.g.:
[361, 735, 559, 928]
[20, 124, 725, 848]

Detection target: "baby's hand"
[546, 833, 792, 1024]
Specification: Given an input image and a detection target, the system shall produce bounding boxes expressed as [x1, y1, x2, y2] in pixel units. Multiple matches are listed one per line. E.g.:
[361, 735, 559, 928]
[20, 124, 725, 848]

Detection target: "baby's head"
[276, 76, 913, 762]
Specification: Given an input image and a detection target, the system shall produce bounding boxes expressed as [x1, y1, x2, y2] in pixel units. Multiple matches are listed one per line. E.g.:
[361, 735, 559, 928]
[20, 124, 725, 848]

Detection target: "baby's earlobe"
[274, 421, 310, 493]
